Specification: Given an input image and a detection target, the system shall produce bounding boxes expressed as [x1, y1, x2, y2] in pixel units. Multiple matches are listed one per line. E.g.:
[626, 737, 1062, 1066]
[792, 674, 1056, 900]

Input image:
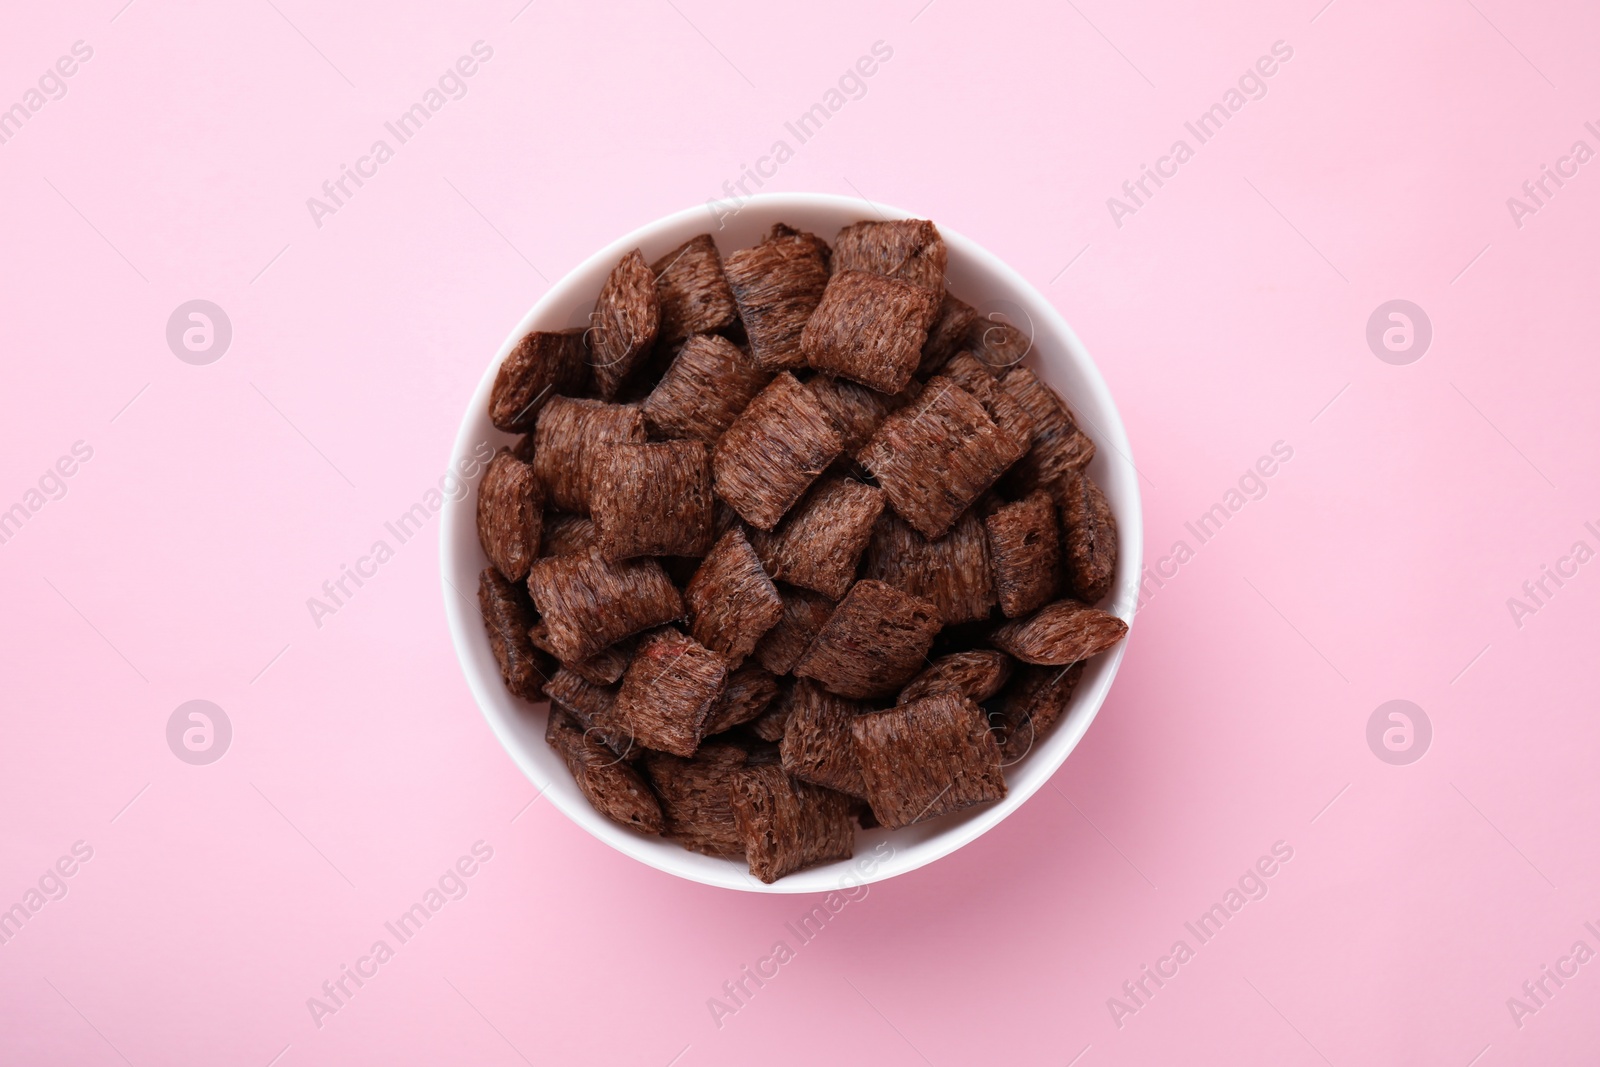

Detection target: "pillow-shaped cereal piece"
[989, 600, 1127, 666]
[545, 710, 662, 833]
[530, 396, 646, 514]
[476, 449, 543, 582]
[752, 586, 836, 676]
[723, 230, 830, 371]
[729, 763, 854, 883]
[712, 372, 842, 530]
[525, 550, 683, 662]
[862, 508, 995, 624]
[983, 491, 1063, 618]
[613, 628, 728, 757]
[800, 270, 940, 395]
[590, 248, 660, 399]
[685, 529, 785, 665]
[857, 377, 1026, 539]
[748, 476, 884, 600]
[897, 650, 1014, 706]
[593, 440, 713, 559]
[779, 678, 869, 797]
[1054, 468, 1118, 603]
[488, 328, 590, 432]
[832, 219, 947, 292]
[651, 234, 739, 345]
[642, 743, 750, 857]
[793, 579, 941, 700]
[850, 691, 1006, 829]
[477, 568, 552, 701]
[642, 334, 771, 442]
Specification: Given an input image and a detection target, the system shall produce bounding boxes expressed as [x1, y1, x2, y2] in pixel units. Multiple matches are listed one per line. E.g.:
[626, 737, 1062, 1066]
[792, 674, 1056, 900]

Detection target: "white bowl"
[441, 193, 1142, 893]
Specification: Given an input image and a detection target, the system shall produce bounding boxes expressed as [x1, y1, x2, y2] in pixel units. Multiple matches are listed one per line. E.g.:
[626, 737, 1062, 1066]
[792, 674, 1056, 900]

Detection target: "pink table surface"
[2, 1, 1597, 1064]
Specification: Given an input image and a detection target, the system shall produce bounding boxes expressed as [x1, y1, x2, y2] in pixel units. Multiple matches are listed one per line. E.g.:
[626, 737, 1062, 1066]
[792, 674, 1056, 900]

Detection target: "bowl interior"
[441, 192, 1142, 893]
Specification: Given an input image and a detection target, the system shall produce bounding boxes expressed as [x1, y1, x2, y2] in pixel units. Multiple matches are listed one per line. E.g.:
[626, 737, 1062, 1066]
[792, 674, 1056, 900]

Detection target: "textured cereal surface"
[488, 328, 590, 432]
[898, 650, 1014, 705]
[862, 508, 996, 624]
[642, 744, 750, 856]
[525, 550, 684, 662]
[984, 491, 1063, 618]
[545, 667, 634, 760]
[641, 334, 771, 443]
[858, 377, 1027, 539]
[476, 449, 543, 582]
[850, 691, 1006, 829]
[651, 234, 738, 344]
[753, 586, 836, 675]
[592, 440, 713, 559]
[749, 475, 884, 600]
[722, 232, 830, 371]
[990, 600, 1128, 665]
[793, 579, 942, 699]
[539, 512, 598, 557]
[779, 678, 868, 797]
[530, 396, 646, 514]
[555, 636, 635, 687]
[729, 762, 854, 883]
[806, 374, 893, 455]
[711, 372, 843, 530]
[832, 219, 947, 292]
[991, 662, 1084, 762]
[613, 627, 728, 757]
[800, 270, 941, 395]
[685, 528, 785, 665]
[704, 665, 781, 735]
[967, 315, 1032, 374]
[1055, 468, 1118, 603]
[477, 568, 551, 701]
[746, 698, 794, 743]
[590, 248, 660, 399]
[545, 710, 663, 833]
[999, 367, 1097, 495]
[942, 351, 1036, 441]
[767, 222, 833, 269]
[918, 293, 978, 376]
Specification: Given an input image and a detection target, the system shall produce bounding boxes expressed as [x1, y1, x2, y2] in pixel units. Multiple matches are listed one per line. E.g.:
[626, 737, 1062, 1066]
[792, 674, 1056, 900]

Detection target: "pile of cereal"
[476, 219, 1126, 882]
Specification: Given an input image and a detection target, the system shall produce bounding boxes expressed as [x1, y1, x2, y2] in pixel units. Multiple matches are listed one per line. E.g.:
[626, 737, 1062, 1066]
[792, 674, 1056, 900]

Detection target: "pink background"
[2, 0, 1596, 1064]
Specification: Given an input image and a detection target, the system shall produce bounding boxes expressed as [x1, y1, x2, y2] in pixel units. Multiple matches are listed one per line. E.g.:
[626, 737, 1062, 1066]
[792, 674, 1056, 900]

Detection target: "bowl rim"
[440, 191, 1143, 893]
